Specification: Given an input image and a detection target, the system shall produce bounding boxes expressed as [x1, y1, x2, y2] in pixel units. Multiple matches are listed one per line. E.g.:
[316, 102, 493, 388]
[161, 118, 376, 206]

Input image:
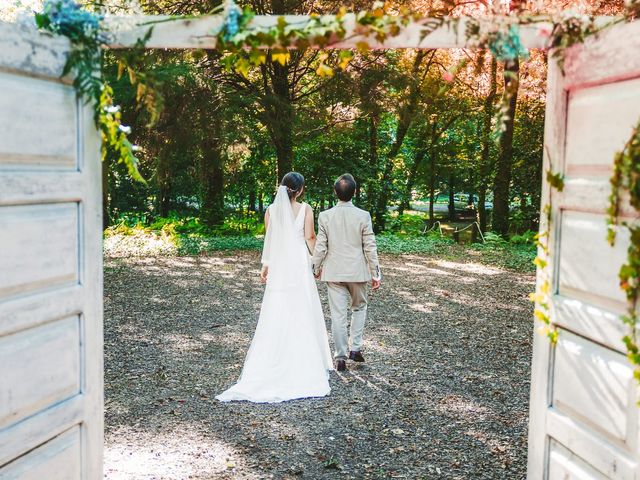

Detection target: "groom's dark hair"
[334, 174, 357, 202]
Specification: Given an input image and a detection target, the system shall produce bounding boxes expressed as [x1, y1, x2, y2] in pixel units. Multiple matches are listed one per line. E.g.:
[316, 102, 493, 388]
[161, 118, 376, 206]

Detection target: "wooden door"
[0, 22, 103, 479]
[528, 20, 640, 480]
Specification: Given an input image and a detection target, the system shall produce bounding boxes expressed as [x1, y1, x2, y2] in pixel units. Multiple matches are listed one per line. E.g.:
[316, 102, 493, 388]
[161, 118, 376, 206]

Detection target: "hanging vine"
[607, 119, 640, 380]
[529, 170, 564, 344]
[214, 1, 440, 78]
[35, 0, 156, 182]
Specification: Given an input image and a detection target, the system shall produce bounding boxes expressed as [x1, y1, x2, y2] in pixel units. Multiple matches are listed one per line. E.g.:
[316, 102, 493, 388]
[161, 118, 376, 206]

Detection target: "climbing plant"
[609, 2, 640, 385]
[607, 118, 640, 381]
[35, 0, 151, 182]
[525, 0, 640, 389]
[215, 2, 437, 78]
[530, 170, 564, 344]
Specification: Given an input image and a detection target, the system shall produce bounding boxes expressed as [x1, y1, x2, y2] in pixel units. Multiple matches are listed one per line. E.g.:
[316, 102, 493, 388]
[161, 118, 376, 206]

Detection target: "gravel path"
[104, 252, 534, 479]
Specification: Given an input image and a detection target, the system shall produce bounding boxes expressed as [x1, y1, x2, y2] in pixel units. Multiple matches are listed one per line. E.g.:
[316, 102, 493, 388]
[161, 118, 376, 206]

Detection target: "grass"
[104, 216, 536, 274]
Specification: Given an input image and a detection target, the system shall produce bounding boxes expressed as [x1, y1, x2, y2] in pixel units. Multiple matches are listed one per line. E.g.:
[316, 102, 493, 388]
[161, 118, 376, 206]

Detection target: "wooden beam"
[0, 21, 70, 80]
[563, 20, 640, 90]
[105, 14, 554, 50]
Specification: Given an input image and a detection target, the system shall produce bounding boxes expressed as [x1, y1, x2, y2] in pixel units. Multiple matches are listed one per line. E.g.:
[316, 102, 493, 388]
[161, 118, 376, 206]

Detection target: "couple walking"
[217, 173, 381, 403]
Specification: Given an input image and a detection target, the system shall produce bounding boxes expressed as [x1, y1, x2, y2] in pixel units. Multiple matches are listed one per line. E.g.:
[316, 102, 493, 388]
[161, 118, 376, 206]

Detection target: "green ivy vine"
[214, 2, 434, 78]
[35, 0, 162, 182]
[530, 170, 564, 344]
[607, 119, 640, 380]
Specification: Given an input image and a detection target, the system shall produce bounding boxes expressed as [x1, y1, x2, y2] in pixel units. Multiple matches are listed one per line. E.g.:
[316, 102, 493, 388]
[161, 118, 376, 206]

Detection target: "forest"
[99, 0, 623, 261]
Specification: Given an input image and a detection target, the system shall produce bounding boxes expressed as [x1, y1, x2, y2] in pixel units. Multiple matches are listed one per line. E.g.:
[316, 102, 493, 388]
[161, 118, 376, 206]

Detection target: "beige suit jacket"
[312, 201, 381, 283]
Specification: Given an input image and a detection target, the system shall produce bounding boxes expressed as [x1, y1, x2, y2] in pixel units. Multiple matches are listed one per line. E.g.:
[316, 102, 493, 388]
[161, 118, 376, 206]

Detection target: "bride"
[216, 172, 333, 403]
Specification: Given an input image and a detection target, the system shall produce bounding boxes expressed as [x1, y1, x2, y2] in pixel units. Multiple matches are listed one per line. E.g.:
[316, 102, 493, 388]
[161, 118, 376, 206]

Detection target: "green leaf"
[546, 170, 565, 192]
[34, 12, 50, 29]
[533, 257, 547, 269]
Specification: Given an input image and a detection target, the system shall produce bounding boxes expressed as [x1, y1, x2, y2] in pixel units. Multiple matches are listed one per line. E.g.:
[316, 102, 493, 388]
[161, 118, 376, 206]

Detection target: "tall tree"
[374, 50, 433, 231]
[398, 112, 459, 216]
[200, 126, 225, 227]
[492, 58, 520, 237]
[477, 54, 498, 233]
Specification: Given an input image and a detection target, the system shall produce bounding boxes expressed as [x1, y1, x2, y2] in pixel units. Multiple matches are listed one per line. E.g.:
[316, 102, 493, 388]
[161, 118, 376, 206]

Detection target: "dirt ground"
[103, 252, 535, 479]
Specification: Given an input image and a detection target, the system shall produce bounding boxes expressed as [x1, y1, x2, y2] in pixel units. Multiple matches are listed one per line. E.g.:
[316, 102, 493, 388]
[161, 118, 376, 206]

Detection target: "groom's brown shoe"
[349, 351, 365, 362]
[336, 360, 346, 372]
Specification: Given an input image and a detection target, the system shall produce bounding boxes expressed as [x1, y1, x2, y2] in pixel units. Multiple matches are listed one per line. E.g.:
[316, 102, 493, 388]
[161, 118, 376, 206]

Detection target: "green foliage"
[482, 231, 508, 247]
[176, 235, 264, 255]
[510, 230, 537, 245]
[35, 1, 159, 182]
[109, 211, 265, 237]
[376, 233, 454, 254]
[469, 236, 537, 273]
[529, 170, 564, 344]
[608, 118, 640, 244]
[217, 2, 419, 78]
[547, 12, 599, 71]
[35, 0, 104, 109]
[546, 170, 565, 192]
[385, 212, 429, 236]
[100, 85, 144, 183]
[607, 117, 640, 385]
[114, 28, 164, 127]
[211, 211, 266, 236]
[104, 213, 266, 257]
[509, 204, 539, 234]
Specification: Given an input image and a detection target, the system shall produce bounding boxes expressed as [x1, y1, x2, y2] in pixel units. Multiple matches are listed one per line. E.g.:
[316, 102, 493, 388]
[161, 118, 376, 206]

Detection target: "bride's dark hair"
[281, 172, 305, 200]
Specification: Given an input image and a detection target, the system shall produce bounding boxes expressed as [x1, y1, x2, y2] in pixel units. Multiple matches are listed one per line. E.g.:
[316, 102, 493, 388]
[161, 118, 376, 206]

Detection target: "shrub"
[376, 233, 454, 254]
[510, 230, 537, 245]
[385, 212, 429, 236]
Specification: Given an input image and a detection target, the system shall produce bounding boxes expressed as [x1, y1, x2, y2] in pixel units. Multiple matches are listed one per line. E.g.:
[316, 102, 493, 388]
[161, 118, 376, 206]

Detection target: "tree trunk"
[374, 51, 428, 232]
[400, 114, 457, 217]
[200, 135, 224, 228]
[492, 58, 520, 237]
[262, 61, 294, 181]
[365, 114, 380, 213]
[478, 56, 498, 233]
[448, 173, 457, 221]
[428, 151, 437, 227]
[270, 120, 293, 181]
[157, 152, 171, 217]
[249, 190, 257, 212]
[398, 148, 427, 215]
[102, 159, 110, 229]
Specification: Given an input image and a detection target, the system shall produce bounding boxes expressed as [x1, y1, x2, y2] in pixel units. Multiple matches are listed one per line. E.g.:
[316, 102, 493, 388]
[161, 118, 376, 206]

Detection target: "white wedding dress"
[216, 186, 333, 403]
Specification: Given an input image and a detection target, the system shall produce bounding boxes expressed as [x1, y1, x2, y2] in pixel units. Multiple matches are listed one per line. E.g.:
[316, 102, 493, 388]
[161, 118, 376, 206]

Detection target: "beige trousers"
[326, 282, 368, 361]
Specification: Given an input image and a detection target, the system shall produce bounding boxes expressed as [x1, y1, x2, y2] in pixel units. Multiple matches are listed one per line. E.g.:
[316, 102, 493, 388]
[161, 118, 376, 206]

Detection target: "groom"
[312, 174, 381, 372]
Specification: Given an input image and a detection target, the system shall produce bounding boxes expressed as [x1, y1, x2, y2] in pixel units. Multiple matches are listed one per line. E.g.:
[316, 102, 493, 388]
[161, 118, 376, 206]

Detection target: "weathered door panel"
[0, 22, 103, 479]
[528, 20, 640, 480]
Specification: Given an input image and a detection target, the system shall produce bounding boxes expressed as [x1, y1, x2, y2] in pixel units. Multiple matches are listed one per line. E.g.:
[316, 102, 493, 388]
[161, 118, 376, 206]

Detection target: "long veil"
[216, 185, 333, 403]
[261, 185, 305, 288]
